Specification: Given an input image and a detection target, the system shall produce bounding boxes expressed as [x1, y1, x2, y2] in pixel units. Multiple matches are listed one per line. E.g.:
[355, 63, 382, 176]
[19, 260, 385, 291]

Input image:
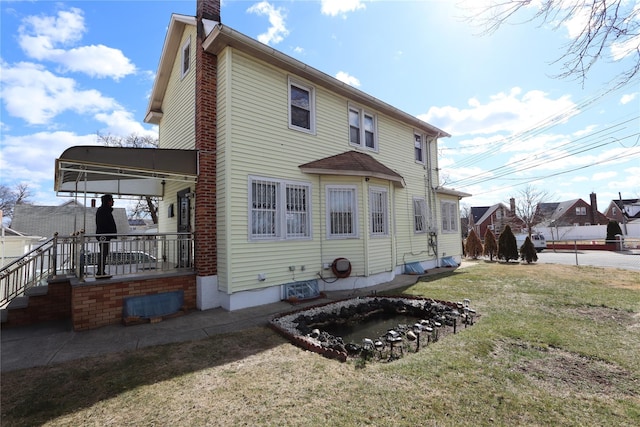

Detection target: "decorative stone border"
[269, 295, 477, 362]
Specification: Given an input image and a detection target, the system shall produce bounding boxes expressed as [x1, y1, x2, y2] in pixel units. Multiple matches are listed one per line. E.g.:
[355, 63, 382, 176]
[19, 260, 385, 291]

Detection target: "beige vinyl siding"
[216, 49, 230, 293]
[159, 27, 196, 150]
[375, 116, 438, 267]
[438, 195, 463, 258]
[365, 180, 394, 275]
[218, 47, 456, 293]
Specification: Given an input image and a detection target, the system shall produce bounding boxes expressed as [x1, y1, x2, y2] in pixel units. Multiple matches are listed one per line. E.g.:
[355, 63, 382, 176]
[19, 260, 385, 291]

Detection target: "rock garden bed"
[269, 296, 477, 362]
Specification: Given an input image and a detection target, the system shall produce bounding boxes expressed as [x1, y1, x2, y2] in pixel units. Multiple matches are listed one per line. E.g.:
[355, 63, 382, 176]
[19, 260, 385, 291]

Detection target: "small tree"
[520, 236, 538, 264]
[465, 229, 483, 259]
[498, 225, 519, 262]
[483, 228, 498, 261]
[606, 220, 623, 243]
[0, 183, 32, 226]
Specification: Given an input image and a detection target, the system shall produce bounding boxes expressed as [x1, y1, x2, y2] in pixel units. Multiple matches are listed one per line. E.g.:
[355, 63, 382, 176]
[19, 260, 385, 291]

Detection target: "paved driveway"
[536, 249, 640, 271]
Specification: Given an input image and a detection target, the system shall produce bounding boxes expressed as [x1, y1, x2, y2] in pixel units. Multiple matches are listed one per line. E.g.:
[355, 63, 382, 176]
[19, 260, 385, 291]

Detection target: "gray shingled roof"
[11, 204, 130, 237]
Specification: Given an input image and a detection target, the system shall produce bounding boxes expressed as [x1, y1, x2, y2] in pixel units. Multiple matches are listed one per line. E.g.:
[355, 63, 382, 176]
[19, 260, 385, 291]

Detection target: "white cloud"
[0, 131, 99, 196]
[293, 46, 305, 54]
[18, 8, 135, 80]
[94, 110, 158, 138]
[419, 87, 578, 136]
[593, 171, 618, 181]
[0, 61, 120, 125]
[620, 92, 638, 104]
[335, 71, 361, 87]
[247, 1, 289, 45]
[321, 0, 366, 17]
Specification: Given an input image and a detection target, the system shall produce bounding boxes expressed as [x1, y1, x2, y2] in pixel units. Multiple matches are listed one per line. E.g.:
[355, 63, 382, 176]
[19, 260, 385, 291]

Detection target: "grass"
[2, 262, 639, 426]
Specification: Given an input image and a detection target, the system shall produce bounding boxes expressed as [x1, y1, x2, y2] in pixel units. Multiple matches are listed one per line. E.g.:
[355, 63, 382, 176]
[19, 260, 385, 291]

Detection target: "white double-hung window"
[413, 197, 428, 233]
[288, 78, 315, 133]
[348, 106, 377, 150]
[441, 201, 458, 233]
[369, 187, 388, 236]
[250, 177, 311, 240]
[327, 186, 358, 238]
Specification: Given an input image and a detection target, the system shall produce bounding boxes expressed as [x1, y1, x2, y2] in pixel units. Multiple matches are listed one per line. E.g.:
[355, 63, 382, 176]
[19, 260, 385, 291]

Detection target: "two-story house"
[604, 198, 640, 224]
[468, 198, 524, 240]
[55, 0, 469, 313]
[538, 193, 609, 228]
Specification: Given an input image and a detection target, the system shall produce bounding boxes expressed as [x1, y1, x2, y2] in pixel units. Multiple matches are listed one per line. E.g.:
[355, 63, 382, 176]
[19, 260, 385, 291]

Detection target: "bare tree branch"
[463, 0, 640, 86]
[96, 132, 160, 224]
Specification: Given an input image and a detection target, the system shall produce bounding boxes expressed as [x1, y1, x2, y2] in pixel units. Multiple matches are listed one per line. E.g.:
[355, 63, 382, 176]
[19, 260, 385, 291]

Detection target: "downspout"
[426, 134, 439, 266]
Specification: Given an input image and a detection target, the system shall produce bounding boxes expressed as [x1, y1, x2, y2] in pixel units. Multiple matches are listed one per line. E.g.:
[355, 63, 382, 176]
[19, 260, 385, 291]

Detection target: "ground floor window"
[326, 185, 358, 238]
[441, 200, 458, 233]
[249, 176, 311, 240]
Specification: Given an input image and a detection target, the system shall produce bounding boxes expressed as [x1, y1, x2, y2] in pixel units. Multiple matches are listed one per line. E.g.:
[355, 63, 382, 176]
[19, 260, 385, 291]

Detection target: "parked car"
[515, 233, 547, 252]
[83, 251, 158, 266]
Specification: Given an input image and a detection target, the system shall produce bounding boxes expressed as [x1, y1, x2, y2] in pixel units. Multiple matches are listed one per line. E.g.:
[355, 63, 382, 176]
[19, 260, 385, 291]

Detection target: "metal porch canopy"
[55, 146, 198, 198]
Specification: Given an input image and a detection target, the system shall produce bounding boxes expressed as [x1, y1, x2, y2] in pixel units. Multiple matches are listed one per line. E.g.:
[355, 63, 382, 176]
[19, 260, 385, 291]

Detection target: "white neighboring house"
[0, 226, 45, 268]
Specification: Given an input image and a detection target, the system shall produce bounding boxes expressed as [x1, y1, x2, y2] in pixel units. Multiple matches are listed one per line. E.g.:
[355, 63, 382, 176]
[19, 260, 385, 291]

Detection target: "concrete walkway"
[1, 265, 462, 372]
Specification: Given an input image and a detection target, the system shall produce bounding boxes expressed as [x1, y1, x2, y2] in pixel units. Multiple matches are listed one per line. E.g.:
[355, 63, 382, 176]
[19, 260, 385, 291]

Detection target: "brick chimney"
[194, 0, 220, 277]
[590, 192, 598, 225]
[509, 197, 516, 212]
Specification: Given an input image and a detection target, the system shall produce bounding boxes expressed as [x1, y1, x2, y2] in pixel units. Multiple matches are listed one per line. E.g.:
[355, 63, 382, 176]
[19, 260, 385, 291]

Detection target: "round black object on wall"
[331, 257, 352, 278]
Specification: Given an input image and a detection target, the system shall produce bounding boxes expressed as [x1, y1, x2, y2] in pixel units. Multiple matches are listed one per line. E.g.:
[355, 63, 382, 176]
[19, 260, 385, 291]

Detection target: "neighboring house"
[538, 193, 609, 228]
[11, 202, 130, 237]
[128, 219, 157, 234]
[468, 198, 523, 239]
[54, 0, 469, 312]
[0, 226, 44, 268]
[603, 198, 640, 224]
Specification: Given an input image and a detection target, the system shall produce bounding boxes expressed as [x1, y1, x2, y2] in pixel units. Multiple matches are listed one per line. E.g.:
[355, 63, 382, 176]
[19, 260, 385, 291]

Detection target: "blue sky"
[1, 0, 638, 220]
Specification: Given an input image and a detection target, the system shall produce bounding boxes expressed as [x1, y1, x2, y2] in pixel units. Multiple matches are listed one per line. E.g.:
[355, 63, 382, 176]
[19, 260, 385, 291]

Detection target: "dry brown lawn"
[2, 263, 639, 426]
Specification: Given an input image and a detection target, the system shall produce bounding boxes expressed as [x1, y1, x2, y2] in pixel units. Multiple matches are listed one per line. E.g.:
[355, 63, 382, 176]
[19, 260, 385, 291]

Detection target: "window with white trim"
[326, 186, 358, 238]
[349, 106, 377, 150]
[414, 133, 424, 163]
[575, 206, 586, 215]
[369, 187, 388, 236]
[288, 78, 315, 133]
[181, 37, 191, 78]
[249, 177, 311, 240]
[441, 201, 458, 233]
[413, 198, 428, 233]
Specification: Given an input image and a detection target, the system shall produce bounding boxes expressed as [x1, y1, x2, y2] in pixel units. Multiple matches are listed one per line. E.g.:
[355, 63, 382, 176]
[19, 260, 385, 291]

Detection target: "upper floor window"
[369, 187, 388, 236]
[181, 37, 191, 78]
[414, 133, 424, 163]
[249, 176, 311, 241]
[326, 186, 358, 238]
[441, 201, 458, 233]
[413, 197, 428, 233]
[576, 206, 587, 215]
[349, 106, 377, 150]
[288, 78, 315, 133]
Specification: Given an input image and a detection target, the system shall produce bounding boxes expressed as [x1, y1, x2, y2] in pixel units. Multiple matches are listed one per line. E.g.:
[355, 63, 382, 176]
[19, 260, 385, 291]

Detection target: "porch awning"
[55, 146, 198, 198]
